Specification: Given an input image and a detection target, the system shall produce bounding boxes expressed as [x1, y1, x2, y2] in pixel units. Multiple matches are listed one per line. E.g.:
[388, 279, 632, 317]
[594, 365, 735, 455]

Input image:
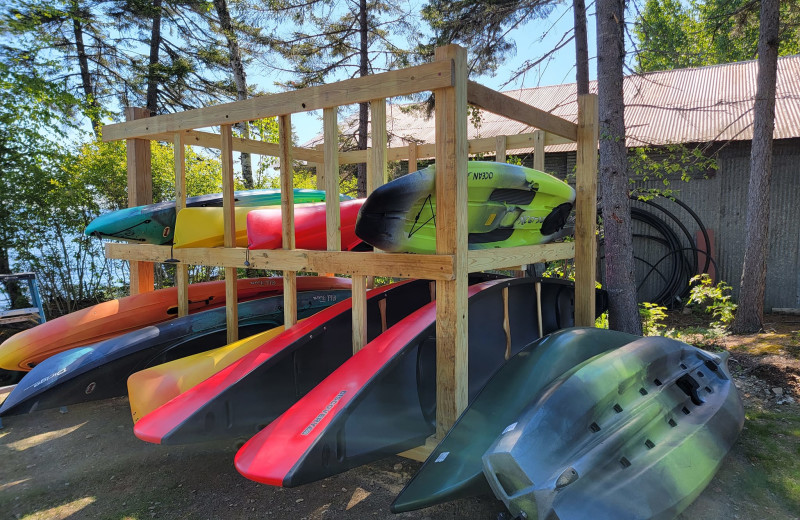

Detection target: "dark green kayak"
[481, 335, 744, 520]
[391, 327, 639, 513]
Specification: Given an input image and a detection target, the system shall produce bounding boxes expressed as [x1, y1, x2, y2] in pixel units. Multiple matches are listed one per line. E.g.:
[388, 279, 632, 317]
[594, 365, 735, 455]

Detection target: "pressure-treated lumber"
[279, 114, 298, 328]
[434, 45, 469, 438]
[125, 107, 154, 295]
[495, 135, 507, 163]
[104, 62, 454, 141]
[408, 142, 419, 173]
[574, 94, 599, 326]
[105, 243, 456, 280]
[534, 130, 546, 171]
[351, 275, 367, 354]
[467, 242, 575, 272]
[174, 133, 189, 317]
[368, 98, 387, 193]
[323, 108, 341, 251]
[467, 81, 578, 141]
[220, 125, 238, 344]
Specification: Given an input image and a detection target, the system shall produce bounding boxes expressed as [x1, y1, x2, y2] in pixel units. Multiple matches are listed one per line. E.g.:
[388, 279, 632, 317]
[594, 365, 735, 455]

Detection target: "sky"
[283, 2, 599, 145]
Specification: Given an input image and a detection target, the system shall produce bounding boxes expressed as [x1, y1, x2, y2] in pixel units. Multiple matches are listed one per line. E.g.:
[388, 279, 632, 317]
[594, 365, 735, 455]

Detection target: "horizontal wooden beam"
[467, 242, 575, 272]
[467, 81, 578, 142]
[103, 61, 454, 142]
[149, 129, 323, 163]
[105, 243, 455, 280]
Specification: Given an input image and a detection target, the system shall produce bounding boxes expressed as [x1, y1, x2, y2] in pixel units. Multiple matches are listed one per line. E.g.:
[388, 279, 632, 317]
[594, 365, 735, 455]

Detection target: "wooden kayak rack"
[101, 45, 598, 454]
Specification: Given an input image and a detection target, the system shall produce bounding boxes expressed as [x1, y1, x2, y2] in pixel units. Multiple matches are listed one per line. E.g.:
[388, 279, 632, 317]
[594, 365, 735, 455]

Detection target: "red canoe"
[0, 276, 351, 372]
[246, 199, 365, 251]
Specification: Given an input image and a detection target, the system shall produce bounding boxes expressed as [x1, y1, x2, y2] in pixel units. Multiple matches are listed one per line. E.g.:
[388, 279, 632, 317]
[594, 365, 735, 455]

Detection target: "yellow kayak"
[127, 324, 291, 423]
[173, 206, 256, 248]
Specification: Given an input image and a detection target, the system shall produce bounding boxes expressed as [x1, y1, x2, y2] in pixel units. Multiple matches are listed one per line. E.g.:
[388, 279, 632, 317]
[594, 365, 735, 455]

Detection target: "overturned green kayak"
[482, 335, 744, 520]
[391, 327, 639, 513]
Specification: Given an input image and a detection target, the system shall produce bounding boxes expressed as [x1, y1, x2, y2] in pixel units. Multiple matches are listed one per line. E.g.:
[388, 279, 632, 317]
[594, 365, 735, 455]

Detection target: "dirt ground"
[1, 313, 799, 520]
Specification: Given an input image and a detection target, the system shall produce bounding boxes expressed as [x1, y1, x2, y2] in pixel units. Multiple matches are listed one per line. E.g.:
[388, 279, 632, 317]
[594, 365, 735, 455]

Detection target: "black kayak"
[0, 289, 351, 417]
[233, 279, 609, 488]
[391, 327, 641, 513]
[482, 335, 744, 520]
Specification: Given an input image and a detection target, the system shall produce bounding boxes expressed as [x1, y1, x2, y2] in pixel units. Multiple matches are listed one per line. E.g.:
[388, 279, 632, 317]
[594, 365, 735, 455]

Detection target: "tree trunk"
[70, 1, 102, 138]
[596, 0, 642, 335]
[145, 0, 163, 115]
[356, 0, 369, 198]
[213, 0, 254, 189]
[574, 0, 590, 95]
[731, 0, 780, 334]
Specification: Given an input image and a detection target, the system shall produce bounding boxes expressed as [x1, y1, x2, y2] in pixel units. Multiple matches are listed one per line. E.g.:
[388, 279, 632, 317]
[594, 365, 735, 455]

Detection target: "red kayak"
[246, 199, 365, 251]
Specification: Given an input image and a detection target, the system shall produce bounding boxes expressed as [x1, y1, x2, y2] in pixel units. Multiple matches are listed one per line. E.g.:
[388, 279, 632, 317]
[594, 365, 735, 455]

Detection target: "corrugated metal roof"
[308, 55, 800, 153]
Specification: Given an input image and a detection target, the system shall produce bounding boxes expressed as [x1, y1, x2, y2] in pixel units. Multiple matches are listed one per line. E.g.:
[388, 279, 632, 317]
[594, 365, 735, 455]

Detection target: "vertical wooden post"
[533, 130, 546, 171]
[434, 45, 469, 438]
[368, 98, 387, 194]
[125, 107, 154, 295]
[352, 275, 368, 354]
[408, 141, 418, 174]
[220, 125, 238, 344]
[323, 107, 341, 251]
[174, 133, 189, 317]
[314, 144, 325, 190]
[574, 94, 599, 326]
[495, 135, 507, 163]
[280, 114, 298, 328]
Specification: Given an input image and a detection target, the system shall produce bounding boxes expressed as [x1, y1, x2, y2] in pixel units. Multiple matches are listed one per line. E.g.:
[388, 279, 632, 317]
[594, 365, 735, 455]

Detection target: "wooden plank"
[467, 242, 575, 272]
[220, 125, 238, 344]
[314, 144, 325, 190]
[125, 107, 154, 295]
[502, 287, 511, 360]
[368, 98, 387, 194]
[149, 130, 323, 163]
[533, 130, 545, 171]
[408, 142, 418, 173]
[467, 81, 578, 141]
[574, 94, 599, 327]
[280, 114, 298, 328]
[103, 62, 454, 141]
[434, 45, 469, 438]
[351, 275, 367, 354]
[174, 133, 189, 317]
[495, 135, 507, 163]
[397, 436, 439, 462]
[105, 243, 456, 280]
[323, 107, 341, 251]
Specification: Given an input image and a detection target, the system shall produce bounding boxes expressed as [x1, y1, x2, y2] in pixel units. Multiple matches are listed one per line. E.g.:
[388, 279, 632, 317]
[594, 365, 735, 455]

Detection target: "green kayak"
[355, 161, 575, 253]
[391, 327, 639, 513]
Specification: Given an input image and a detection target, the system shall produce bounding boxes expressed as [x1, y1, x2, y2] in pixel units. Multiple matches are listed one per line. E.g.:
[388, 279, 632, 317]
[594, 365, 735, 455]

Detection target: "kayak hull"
[0, 276, 349, 372]
[355, 161, 575, 253]
[481, 335, 744, 520]
[0, 289, 351, 417]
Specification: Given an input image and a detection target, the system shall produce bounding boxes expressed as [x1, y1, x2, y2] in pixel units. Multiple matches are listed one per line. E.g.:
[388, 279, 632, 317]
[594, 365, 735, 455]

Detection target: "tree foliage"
[634, 0, 800, 72]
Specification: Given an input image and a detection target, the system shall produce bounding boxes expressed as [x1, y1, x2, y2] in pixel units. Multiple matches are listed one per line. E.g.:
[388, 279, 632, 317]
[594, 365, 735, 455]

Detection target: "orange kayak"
[0, 277, 350, 372]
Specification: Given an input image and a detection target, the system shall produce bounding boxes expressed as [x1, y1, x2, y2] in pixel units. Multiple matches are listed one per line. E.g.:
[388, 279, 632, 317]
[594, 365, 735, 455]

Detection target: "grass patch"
[737, 407, 800, 513]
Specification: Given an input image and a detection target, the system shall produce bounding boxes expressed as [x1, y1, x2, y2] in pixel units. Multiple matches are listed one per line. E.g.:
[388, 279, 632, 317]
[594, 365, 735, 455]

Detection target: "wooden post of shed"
[220, 124, 238, 344]
[280, 114, 298, 328]
[495, 135, 507, 163]
[434, 45, 469, 438]
[173, 133, 189, 317]
[574, 94, 599, 326]
[125, 107, 154, 295]
[408, 142, 418, 174]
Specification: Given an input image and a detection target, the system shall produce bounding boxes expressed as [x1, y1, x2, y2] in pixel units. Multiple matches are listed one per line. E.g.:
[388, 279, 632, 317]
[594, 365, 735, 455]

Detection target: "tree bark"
[596, 0, 642, 335]
[145, 0, 163, 115]
[356, 0, 369, 197]
[213, 0, 254, 189]
[70, 1, 102, 138]
[574, 0, 590, 95]
[731, 0, 780, 334]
